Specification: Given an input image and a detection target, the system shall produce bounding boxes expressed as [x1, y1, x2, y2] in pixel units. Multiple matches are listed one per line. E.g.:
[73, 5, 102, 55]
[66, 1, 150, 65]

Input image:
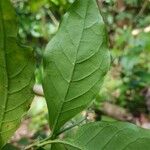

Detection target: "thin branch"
[47, 9, 59, 26]
[25, 136, 52, 150]
[136, 0, 149, 18]
[98, 102, 134, 122]
[56, 118, 86, 136]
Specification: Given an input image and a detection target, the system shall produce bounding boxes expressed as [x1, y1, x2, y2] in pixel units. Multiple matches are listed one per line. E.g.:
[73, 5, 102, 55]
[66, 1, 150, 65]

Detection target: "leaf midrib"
[51, 0, 90, 137]
[0, 1, 9, 132]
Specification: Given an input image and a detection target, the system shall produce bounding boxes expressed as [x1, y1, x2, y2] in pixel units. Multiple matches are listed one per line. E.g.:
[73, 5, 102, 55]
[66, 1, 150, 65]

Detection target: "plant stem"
[25, 135, 52, 150]
[136, 0, 149, 18]
[37, 140, 55, 147]
[56, 118, 86, 136]
[25, 118, 86, 149]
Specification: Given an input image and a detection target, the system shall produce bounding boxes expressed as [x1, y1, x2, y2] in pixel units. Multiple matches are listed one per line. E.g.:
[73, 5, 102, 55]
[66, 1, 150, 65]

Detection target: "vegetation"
[0, 0, 150, 149]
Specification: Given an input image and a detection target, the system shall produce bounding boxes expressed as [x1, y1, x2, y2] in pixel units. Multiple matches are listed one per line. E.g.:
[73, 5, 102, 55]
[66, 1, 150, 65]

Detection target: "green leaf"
[43, 0, 110, 136]
[0, 0, 34, 148]
[51, 122, 150, 150]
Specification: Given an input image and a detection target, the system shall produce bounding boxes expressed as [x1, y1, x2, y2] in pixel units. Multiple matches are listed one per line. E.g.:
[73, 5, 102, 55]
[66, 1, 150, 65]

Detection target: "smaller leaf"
[51, 122, 150, 150]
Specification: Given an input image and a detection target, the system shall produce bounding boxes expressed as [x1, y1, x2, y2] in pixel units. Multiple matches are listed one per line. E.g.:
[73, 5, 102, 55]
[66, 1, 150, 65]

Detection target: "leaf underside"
[51, 122, 150, 150]
[0, 0, 34, 148]
[43, 0, 110, 136]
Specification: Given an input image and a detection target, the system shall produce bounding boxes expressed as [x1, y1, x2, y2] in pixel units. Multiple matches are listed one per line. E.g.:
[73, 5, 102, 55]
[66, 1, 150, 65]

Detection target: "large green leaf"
[0, 0, 34, 148]
[43, 0, 110, 136]
[51, 122, 150, 150]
